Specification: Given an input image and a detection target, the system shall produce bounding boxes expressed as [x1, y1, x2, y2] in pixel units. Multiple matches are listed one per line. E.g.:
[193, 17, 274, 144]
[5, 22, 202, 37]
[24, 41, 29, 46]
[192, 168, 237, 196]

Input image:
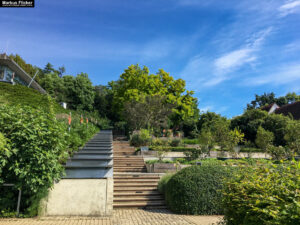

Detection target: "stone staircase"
[113, 141, 166, 209]
[113, 142, 146, 172]
[64, 131, 113, 178]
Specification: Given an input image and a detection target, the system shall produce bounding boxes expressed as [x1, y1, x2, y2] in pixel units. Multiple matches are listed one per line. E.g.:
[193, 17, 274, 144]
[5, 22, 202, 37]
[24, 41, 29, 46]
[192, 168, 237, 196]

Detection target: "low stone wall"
[41, 178, 113, 216]
[142, 151, 271, 161]
[146, 163, 191, 173]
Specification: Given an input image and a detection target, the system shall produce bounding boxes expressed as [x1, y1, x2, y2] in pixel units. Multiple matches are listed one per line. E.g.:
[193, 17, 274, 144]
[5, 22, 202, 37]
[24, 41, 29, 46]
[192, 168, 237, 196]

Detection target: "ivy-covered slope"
[0, 82, 67, 114]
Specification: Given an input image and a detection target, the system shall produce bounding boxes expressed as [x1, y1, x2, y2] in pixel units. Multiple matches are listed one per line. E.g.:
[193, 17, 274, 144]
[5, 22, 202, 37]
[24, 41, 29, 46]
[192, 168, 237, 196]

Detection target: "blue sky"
[1, 0, 300, 117]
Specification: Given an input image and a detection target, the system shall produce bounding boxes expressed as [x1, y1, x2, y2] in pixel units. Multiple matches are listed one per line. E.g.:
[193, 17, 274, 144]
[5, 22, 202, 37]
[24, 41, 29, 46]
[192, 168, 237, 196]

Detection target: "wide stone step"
[114, 186, 157, 191]
[66, 159, 113, 167]
[113, 201, 165, 208]
[113, 191, 161, 196]
[75, 151, 112, 155]
[114, 196, 164, 201]
[64, 167, 113, 178]
[114, 179, 159, 183]
[114, 168, 146, 171]
[114, 183, 157, 187]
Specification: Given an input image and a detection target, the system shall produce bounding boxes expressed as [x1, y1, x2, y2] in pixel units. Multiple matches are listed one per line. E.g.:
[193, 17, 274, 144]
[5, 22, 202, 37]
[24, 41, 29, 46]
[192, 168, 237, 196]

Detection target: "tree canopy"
[109, 64, 198, 128]
[247, 92, 300, 109]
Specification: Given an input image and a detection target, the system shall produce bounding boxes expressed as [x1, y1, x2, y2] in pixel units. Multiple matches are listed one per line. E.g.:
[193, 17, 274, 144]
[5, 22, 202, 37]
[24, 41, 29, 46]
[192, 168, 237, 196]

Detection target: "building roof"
[261, 103, 275, 111]
[0, 53, 46, 94]
[275, 101, 300, 120]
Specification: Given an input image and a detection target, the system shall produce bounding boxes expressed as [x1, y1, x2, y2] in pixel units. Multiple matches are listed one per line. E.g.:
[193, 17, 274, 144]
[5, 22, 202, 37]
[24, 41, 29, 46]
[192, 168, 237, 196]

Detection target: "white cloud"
[244, 63, 300, 86]
[278, 0, 300, 17]
[214, 48, 256, 73]
[179, 27, 272, 89]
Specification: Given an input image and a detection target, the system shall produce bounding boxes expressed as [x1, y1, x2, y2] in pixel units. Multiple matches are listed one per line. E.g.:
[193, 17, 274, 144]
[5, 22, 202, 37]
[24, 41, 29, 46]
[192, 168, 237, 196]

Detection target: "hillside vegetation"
[0, 82, 67, 114]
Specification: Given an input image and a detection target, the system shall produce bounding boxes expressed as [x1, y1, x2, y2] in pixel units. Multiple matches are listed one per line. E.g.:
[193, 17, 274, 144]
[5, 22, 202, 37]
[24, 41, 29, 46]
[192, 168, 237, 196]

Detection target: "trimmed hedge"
[165, 165, 235, 215]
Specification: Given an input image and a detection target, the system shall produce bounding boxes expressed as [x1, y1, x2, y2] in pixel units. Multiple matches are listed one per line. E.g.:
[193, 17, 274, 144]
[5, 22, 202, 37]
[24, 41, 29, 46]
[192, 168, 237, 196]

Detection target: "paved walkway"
[0, 209, 223, 225]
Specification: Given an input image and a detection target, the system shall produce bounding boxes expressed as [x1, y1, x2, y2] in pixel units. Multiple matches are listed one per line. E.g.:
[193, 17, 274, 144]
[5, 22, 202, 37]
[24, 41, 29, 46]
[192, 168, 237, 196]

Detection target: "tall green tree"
[255, 126, 274, 152]
[110, 64, 198, 128]
[247, 92, 300, 109]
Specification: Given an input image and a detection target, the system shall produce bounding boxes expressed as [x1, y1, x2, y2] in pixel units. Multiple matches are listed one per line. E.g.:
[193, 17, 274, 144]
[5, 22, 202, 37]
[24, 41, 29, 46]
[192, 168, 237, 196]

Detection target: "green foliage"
[222, 162, 300, 225]
[124, 95, 173, 131]
[267, 145, 288, 160]
[0, 132, 12, 184]
[129, 129, 151, 147]
[158, 173, 174, 194]
[284, 120, 300, 154]
[182, 138, 200, 145]
[255, 126, 274, 152]
[184, 147, 203, 160]
[197, 111, 225, 131]
[110, 64, 198, 128]
[0, 105, 67, 215]
[231, 109, 267, 144]
[263, 113, 290, 146]
[40, 73, 95, 111]
[169, 138, 182, 147]
[231, 109, 291, 146]
[150, 146, 198, 152]
[165, 165, 235, 215]
[0, 82, 67, 114]
[247, 92, 300, 109]
[239, 147, 263, 153]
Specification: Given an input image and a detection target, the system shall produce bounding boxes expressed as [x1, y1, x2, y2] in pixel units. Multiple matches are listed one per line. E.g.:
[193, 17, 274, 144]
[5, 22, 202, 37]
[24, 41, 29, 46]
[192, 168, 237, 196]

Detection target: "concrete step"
[114, 179, 159, 183]
[64, 167, 113, 178]
[66, 159, 113, 167]
[114, 186, 157, 191]
[114, 169, 147, 172]
[114, 183, 158, 187]
[113, 201, 165, 208]
[114, 196, 164, 201]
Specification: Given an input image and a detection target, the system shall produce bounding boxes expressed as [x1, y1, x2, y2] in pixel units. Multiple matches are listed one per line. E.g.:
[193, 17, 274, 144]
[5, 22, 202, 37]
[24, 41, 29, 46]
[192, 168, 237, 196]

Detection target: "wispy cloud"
[278, 0, 300, 17]
[203, 28, 273, 86]
[244, 63, 300, 86]
[214, 49, 256, 74]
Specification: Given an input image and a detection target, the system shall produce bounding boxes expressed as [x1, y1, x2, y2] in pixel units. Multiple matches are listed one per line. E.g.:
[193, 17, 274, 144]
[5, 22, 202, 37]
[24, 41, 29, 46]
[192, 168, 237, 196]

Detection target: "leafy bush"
[130, 129, 151, 147]
[255, 126, 274, 152]
[0, 105, 67, 216]
[158, 173, 173, 194]
[183, 138, 200, 145]
[184, 147, 202, 160]
[150, 146, 198, 152]
[170, 138, 182, 147]
[165, 165, 235, 215]
[151, 138, 164, 146]
[239, 147, 262, 153]
[267, 145, 288, 160]
[0, 132, 12, 184]
[145, 159, 173, 164]
[222, 162, 300, 225]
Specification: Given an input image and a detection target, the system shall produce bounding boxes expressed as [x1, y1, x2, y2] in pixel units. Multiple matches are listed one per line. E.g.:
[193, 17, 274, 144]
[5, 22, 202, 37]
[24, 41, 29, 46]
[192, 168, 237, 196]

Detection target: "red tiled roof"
[275, 101, 300, 120]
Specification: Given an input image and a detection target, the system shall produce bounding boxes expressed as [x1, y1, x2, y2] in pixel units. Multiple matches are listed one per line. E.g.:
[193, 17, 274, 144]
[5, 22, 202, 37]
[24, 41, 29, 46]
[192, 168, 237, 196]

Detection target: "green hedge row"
[159, 161, 300, 224]
[162, 165, 235, 215]
[0, 104, 99, 217]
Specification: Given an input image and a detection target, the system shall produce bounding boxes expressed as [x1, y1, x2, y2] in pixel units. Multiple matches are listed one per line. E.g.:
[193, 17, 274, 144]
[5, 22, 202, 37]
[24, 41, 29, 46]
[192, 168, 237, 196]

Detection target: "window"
[0, 66, 5, 80]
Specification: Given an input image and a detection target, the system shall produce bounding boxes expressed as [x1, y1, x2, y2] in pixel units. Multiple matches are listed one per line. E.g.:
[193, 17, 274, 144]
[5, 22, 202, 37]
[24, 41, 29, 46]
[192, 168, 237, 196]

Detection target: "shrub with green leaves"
[0, 105, 67, 216]
[222, 162, 300, 225]
[170, 138, 182, 147]
[165, 165, 235, 215]
[130, 129, 151, 147]
[158, 173, 173, 194]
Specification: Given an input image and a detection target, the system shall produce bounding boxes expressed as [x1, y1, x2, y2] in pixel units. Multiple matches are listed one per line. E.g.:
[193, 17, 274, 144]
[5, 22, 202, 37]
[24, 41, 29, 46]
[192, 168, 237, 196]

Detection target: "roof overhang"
[0, 53, 46, 94]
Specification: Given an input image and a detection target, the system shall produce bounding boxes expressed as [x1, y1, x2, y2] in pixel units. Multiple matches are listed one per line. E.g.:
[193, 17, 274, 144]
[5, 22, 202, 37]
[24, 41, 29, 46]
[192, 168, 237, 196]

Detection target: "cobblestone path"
[0, 209, 222, 225]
